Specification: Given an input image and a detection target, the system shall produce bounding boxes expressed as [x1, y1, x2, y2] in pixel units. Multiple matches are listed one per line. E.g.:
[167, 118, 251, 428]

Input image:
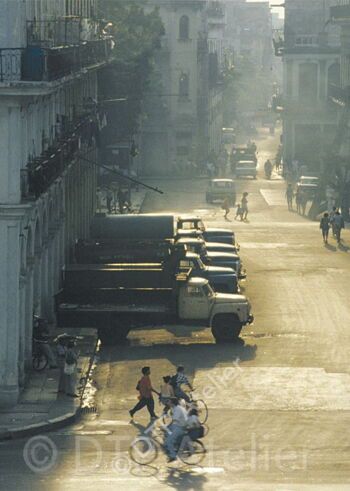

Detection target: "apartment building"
[0, 0, 112, 405]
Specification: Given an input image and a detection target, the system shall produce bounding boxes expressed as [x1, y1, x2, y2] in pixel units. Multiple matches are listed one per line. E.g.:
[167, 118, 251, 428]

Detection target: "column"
[0, 215, 21, 406]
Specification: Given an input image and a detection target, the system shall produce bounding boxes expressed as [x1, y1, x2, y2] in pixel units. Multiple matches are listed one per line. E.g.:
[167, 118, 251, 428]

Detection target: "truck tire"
[211, 314, 242, 343]
[98, 325, 130, 345]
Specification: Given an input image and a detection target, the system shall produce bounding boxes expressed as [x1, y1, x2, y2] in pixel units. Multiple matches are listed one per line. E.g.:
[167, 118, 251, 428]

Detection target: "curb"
[0, 337, 98, 442]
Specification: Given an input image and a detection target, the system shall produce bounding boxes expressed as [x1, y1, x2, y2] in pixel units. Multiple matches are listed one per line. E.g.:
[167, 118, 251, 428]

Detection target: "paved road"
[2, 131, 350, 490]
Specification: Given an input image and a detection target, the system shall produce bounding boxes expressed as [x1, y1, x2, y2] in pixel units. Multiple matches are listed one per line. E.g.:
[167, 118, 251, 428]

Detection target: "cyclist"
[160, 375, 175, 413]
[165, 398, 188, 463]
[171, 366, 193, 403]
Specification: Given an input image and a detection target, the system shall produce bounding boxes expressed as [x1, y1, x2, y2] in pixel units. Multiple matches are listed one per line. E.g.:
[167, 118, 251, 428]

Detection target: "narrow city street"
[1, 131, 350, 491]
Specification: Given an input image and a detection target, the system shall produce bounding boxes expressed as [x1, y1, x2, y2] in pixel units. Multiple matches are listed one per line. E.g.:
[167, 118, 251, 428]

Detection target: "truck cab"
[178, 277, 253, 342]
[178, 252, 239, 293]
[175, 239, 245, 279]
[177, 215, 237, 246]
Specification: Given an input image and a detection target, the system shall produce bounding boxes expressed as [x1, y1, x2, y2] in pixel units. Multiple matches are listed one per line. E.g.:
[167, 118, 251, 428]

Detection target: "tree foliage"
[98, 0, 165, 138]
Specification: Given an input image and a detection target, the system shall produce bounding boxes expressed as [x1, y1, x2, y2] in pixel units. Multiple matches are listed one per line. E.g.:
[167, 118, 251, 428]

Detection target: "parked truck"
[70, 249, 239, 294]
[175, 238, 246, 279]
[90, 213, 237, 246]
[176, 215, 237, 246]
[55, 274, 253, 344]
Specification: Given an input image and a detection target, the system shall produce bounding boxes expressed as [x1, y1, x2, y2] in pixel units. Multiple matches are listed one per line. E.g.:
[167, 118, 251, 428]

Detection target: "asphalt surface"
[1, 131, 350, 490]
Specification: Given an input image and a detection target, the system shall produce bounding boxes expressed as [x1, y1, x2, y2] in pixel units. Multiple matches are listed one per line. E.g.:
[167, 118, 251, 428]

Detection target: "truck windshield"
[203, 283, 214, 297]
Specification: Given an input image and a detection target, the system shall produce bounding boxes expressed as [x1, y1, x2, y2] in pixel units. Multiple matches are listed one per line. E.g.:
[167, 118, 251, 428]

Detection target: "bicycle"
[32, 339, 49, 371]
[129, 421, 206, 466]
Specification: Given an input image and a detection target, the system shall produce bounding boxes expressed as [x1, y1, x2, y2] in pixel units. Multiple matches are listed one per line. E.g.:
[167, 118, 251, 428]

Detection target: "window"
[187, 286, 204, 297]
[179, 15, 190, 40]
[180, 260, 191, 269]
[179, 73, 189, 98]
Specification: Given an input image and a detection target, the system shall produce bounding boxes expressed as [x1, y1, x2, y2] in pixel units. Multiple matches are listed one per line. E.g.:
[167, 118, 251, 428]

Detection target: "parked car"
[296, 176, 319, 196]
[222, 127, 236, 144]
[206, 179, 236, 204]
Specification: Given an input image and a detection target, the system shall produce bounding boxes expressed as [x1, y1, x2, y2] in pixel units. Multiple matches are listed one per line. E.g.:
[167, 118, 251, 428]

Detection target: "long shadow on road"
[100, 340, 257, 373]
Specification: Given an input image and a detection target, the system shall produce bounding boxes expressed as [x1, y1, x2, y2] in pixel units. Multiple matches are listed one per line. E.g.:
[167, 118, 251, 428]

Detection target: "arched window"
[179, 15, 189, 40]
[179, 73, 189, 98]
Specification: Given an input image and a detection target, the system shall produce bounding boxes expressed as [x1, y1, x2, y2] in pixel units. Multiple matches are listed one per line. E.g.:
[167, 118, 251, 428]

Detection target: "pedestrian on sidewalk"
[106, 189, 113, 214]
[320, 213, 330, 244]
[222, 196, 231, 220]
[56, 337, 67, 393]
[295, 188, 302, 214]
[129, 367, 160, 420]
[286, 184, 294, 211]
[32, 316, 57, 369]
[64, 340, 79, 398]
[331, 211, 345, 244]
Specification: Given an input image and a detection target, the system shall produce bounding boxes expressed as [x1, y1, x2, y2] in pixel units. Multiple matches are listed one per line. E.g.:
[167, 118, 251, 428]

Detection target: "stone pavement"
[0, 328, 98, 441]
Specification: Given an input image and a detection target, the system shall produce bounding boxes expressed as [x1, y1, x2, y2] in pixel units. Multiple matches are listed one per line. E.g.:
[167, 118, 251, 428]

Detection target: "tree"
[98, 1, 165, 139]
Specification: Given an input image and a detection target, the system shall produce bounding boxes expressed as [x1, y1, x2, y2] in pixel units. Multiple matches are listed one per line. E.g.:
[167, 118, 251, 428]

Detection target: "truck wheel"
[98, 326, 130, 345]
[211, 315, 242, 343]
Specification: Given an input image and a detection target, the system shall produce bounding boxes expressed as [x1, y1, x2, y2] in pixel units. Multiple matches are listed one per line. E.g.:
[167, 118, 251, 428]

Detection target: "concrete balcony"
[0, 39, 113, 84]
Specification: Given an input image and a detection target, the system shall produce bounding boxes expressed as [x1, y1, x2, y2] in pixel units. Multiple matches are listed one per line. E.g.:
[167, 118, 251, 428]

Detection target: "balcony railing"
[0, 39, 113, 83]
[26, 18, 103, 48]
[21, 115, 99, 199]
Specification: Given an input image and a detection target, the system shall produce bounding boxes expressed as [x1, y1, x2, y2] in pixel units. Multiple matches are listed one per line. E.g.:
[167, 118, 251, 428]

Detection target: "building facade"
[0, 0, 111, 406]
[140, 0, 224, 175]
[281, 0, 340, 171]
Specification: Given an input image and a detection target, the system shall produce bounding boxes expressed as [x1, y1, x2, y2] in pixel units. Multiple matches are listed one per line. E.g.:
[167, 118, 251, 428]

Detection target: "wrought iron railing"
[0, 39, 113, 83]
[26, 18, 103, 48]
[21, 115, 99, 199]
[0, 48, 22, 82]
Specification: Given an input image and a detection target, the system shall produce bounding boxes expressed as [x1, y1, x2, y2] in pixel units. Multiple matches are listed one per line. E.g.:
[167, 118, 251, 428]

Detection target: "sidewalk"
[0, 328, 98, 441]
[0, 187, 148, 442]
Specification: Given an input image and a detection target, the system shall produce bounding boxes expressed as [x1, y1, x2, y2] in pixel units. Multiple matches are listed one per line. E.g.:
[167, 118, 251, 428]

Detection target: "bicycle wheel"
[129, 436, 158, 465]
[32, 353, 48, 371]
[192, 399, 208, 424]
[178, 439, 206, 466]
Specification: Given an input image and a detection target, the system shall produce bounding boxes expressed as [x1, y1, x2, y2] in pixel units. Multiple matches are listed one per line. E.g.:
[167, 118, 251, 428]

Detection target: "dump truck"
[55, 274, 253, 344]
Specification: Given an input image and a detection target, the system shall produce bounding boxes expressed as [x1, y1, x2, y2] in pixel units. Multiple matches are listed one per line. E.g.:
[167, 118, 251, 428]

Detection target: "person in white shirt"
[165, 398, 188, 462]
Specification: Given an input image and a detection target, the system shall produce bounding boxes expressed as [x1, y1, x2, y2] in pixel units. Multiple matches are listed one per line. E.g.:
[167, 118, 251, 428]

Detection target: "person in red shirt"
[129, 366, 159, 420]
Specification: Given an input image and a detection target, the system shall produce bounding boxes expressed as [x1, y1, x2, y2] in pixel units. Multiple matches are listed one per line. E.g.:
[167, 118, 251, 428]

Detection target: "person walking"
[286, 184, 294, 211]
[241, 192, 249, 221]
[295, 188, 302, 214]
[320, 213, 330, 244]
[329, 206, 337, 237]
[129, 367, 159, 420]
[300, 191, 308, 216]
[331, 211, 345, 244]
[106, 189, 113, 214]
[222, 196, 231, 220]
